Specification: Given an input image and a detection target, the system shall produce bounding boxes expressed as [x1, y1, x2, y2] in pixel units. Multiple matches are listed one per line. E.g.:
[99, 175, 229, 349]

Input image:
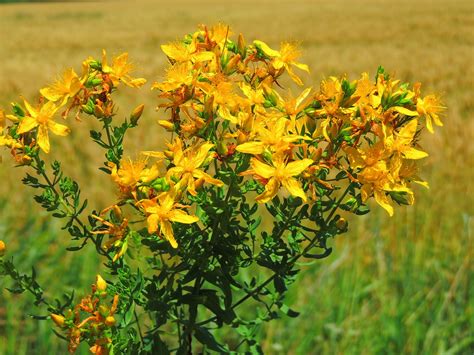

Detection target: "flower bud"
[237, 33, 246, 57]
[105, 316, 116, 327]
[164, 150, 174, 160]
[0, 240, 5, 256]
[85, 77, 103, 88]
[151, 177, 170, 192]
[51, 313, 65, 327]
[216, 140, 227, 156]
[335, 217, 348, 231]
[262, 148, 273, 164]
[96, 275, 107, 292]
[98, 305, 109, 317]
[94, 104, 105, 118]
[130, 104, 145, 125]
[89, 60, 102, 71]
[158, 120, 174, 131]
[81, 104, 94, 115]
[224, 54, 241, 74]
[194, 177, 205, 191]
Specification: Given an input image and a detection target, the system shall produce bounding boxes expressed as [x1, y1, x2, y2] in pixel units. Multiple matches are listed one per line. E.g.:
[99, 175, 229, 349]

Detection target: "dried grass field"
[0, 0, 473, 354]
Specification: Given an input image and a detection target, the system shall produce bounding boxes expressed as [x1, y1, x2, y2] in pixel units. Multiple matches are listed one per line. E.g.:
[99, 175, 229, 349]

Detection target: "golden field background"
[0, 0, 473, 354]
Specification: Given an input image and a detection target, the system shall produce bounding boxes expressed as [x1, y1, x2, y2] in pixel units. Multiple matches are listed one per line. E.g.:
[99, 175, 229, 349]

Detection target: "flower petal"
[255, 177, 280, 204]
[236, 141, 265, 155]
[403, 147, 428, 160]
[251, 158, 275, 179]
[374, 190, 394, 216]
[159, 220, 178, 248]
[48, 121, 70, 136]
[17, 116, 38, 134]
[23, 99, 38, 118]
[254, 40, 281, 57]
[169, 209, 199, 224]
[284, 158, 313, 176]
[146, 214, 159, 234]
[37, 124, 50, 153]
[281, 177, 307, 201]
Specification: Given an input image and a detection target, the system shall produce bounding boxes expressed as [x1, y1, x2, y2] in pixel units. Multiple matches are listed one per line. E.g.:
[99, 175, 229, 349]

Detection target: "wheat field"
[0, 0, 473, 354]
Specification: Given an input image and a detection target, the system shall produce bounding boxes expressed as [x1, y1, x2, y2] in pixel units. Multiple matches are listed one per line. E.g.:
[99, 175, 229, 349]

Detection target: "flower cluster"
[51, 275, 119, 355]
[0, 23, 445, 354]
[0, 50, 145, 158]
[148, 24, 444, 218]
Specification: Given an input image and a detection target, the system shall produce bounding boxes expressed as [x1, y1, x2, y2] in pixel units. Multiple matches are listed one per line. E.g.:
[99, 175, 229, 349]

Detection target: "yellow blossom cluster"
[0, 50, 145, 157]
[148, 24, 444, 219]
[0, 23, 444, 252]
[51, 275, 119, 355]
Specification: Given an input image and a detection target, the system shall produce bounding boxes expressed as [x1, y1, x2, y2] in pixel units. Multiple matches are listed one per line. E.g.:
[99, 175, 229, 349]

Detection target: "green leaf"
[279, 304, 300, 318]
[194, 326, 228, 353]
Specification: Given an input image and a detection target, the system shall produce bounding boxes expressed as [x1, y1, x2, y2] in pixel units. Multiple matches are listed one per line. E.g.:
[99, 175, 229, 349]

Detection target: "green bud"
[151, 177, 170, 192]
[89, 60, 102, 71]
[262, 148, 273, 164]
[81, 98, 95, 115]
[263, 100, 273, 108]
[11, 102, 25, 117]
[85, 77, 103, 87]
[335, 217, 348, 231]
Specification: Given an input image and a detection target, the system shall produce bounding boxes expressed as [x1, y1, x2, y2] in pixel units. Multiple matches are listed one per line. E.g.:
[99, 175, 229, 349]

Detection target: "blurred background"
[0, 0, 473, 354]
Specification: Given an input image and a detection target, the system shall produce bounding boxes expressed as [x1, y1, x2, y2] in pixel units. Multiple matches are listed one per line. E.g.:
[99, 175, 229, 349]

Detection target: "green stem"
[32, 156, 111, 260]
[134, 309, 144, 344]
[181, 275, 202, 353]
[324, 182, 353, 225]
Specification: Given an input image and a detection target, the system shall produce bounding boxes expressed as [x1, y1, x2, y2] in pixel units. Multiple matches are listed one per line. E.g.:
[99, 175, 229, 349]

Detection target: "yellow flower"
[236, 117, 302, 155]
[416, 94, 445, 133]
[239, 83, 265, 106]
[91, 205, 129, 261]
[0, 108, 5, 129]
[161, 41, 214, 63]
[17, 99, 70, 153]
[353, 157, 414, 216]
[167, 138, 223, 195]
[139, 189, 199, 248]
[384, 119, 428, 160]
[0, 240, 5, 256]
[101, 50, 147, 88]
[40, 68, 83, 106]
[397, 159, 429, 189]
[152, 62, 195, 92]
[248, 154, 313, 203]
[254, 41, 309, 85]
[207, 23, 232, 48]
[0, 109, 20, 151]
[96, 275, 107, 292]
[110, 156, 160, 196]
[50, 314, 65, 328]
[344, 141, 388, 170]
[279, 87, 313, 133]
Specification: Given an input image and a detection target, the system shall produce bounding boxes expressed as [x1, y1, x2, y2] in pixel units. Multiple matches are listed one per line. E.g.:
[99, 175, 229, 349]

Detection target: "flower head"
[167, 138, 223, 196]
[101, 50, 147, 88]
[138, 188, 199, 248]
[416, 94, 445, 133]
[40, 68, 83, 106]
[17, 99, 70, 153]
[246, 154, 313, 203]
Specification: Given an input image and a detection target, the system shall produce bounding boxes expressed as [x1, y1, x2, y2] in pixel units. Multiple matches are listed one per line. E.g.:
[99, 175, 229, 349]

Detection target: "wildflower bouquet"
[0, 24, 444, 354]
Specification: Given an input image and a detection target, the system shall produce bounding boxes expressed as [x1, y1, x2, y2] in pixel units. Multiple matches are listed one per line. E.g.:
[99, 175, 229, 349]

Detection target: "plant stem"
[324, 182, 353, 225]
